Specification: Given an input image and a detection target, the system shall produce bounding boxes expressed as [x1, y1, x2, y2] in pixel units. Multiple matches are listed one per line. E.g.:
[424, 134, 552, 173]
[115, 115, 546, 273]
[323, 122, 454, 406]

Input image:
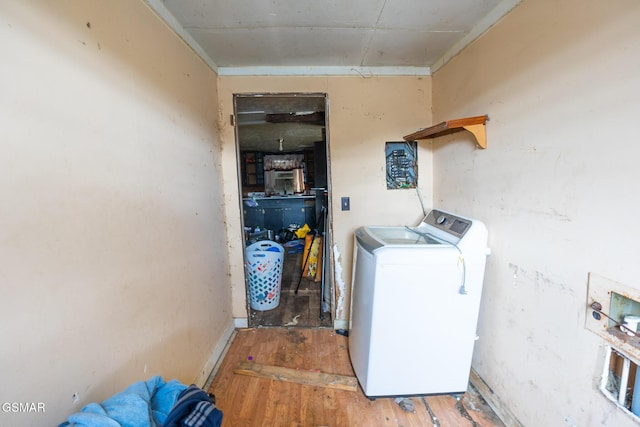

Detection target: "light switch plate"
[341, 197, 350, 211]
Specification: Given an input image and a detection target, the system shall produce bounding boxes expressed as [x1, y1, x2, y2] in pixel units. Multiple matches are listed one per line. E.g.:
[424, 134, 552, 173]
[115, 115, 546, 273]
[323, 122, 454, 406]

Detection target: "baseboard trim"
[234, 317, 248, 328]
[333, 319, 348, 331]
[469, 369, 523, 427]
[194, 321, 236, 389]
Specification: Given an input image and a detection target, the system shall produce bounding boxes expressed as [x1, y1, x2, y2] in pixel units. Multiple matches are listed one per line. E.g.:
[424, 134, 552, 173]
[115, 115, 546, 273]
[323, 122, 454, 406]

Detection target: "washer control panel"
[423, 209, 472, 238]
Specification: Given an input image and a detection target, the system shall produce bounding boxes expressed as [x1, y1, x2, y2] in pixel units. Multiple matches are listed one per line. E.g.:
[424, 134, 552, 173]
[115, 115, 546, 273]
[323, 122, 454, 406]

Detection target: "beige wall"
[0, 1, 232, 425]
[432, 0, 640, 425]
[11, 0, 637, 424]
[217, 76, 432, 324]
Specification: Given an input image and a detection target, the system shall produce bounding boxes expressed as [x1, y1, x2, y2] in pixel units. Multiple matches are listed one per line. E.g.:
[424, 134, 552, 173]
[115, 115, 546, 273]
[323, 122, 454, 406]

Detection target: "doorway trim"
[233, 92, 333, 327]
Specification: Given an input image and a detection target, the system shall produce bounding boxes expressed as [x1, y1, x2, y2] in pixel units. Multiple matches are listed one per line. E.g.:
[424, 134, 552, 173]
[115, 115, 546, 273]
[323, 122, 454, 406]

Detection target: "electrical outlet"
[341, 197, 350, 211]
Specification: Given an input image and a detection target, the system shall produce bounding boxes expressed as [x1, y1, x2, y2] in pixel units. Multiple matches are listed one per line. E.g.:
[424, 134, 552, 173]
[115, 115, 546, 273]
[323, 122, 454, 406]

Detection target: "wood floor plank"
[233, 361, 358, 391]
[425, 395, 473, 426]
[209, 328, 505, 427]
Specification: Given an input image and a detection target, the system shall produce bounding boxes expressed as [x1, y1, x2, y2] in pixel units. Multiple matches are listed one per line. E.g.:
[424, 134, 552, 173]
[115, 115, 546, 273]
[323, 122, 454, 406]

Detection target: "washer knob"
[437, 215, 446, 224]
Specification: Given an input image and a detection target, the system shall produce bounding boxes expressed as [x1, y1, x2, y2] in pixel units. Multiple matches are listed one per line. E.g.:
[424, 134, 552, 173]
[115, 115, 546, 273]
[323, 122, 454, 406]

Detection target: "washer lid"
[364, 226, 445, 246]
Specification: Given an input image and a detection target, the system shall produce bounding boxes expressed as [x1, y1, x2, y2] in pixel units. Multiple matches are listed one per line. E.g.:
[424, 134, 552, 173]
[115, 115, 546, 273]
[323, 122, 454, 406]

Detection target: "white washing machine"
[349, 209, 489, 397]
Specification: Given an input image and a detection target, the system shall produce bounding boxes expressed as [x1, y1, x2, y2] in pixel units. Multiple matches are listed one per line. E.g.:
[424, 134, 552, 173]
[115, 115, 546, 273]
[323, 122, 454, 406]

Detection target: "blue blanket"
[59, 375, 187, 427]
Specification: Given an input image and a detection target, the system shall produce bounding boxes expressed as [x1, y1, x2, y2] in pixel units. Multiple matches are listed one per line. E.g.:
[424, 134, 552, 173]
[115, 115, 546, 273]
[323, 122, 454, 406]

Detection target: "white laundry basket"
[246, 240, 284, 311]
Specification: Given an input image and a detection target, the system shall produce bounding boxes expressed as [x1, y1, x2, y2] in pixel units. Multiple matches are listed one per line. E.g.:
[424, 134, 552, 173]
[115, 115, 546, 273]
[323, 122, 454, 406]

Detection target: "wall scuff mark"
[508, 263, 574, 295]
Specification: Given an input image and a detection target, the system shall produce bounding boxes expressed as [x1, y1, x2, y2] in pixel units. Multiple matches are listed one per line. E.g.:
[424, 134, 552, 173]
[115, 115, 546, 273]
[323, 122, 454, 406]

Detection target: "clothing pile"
[59, 376, 222, 427]
[164, 385, 223, 427]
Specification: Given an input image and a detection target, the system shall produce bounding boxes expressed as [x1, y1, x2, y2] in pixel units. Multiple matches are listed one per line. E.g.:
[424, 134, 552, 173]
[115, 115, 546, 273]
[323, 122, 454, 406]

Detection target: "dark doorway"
[234, 93, 332, 328]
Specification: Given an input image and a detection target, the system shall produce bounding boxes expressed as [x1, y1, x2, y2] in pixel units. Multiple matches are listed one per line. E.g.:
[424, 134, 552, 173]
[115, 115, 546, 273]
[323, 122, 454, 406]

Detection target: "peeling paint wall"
[0, 1, 232, 425]
[331, 243, 346, 326]
[432, 0, 640, 424]
[217, 76, 432, 324]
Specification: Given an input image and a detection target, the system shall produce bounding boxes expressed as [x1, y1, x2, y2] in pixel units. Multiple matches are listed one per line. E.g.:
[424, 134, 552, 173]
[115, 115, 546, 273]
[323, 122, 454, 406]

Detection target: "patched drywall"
[217, 75, 432, 324]
[432, 0, 640, 425]
[0, 1, 232, 425]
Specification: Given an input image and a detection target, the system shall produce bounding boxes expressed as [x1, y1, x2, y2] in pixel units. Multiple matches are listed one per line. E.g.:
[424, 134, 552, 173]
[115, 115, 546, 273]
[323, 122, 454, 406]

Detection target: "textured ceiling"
[235, 94, 326, 152]
[148, 1, 521, 152]
[156, 0, 520, 73]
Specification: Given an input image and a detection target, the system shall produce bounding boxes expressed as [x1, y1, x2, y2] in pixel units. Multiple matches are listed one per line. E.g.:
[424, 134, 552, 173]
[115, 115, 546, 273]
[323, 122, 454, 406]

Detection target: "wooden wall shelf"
[403, 115, 489, 149]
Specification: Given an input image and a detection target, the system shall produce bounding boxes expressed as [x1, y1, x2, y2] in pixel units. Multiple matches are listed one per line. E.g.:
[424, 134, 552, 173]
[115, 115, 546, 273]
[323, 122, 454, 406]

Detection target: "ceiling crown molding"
[431, 0, 523, 73]
[217, 66, 431, 77]
[143, 0, 219, 72]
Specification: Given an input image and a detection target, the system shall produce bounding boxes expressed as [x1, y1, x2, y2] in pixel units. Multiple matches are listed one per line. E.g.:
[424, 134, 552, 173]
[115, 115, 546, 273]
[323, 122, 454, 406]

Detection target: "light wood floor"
[208, 328, 505, 427]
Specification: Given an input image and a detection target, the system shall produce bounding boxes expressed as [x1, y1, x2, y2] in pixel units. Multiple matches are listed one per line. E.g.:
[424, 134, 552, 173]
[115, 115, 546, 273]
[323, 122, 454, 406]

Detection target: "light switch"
[341, 197, 350, 211]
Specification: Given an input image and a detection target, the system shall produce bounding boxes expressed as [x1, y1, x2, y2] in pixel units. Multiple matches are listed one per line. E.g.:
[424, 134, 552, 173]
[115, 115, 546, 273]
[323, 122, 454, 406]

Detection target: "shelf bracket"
[403, 115, 488, 149]
[462, 123, 486, 149]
